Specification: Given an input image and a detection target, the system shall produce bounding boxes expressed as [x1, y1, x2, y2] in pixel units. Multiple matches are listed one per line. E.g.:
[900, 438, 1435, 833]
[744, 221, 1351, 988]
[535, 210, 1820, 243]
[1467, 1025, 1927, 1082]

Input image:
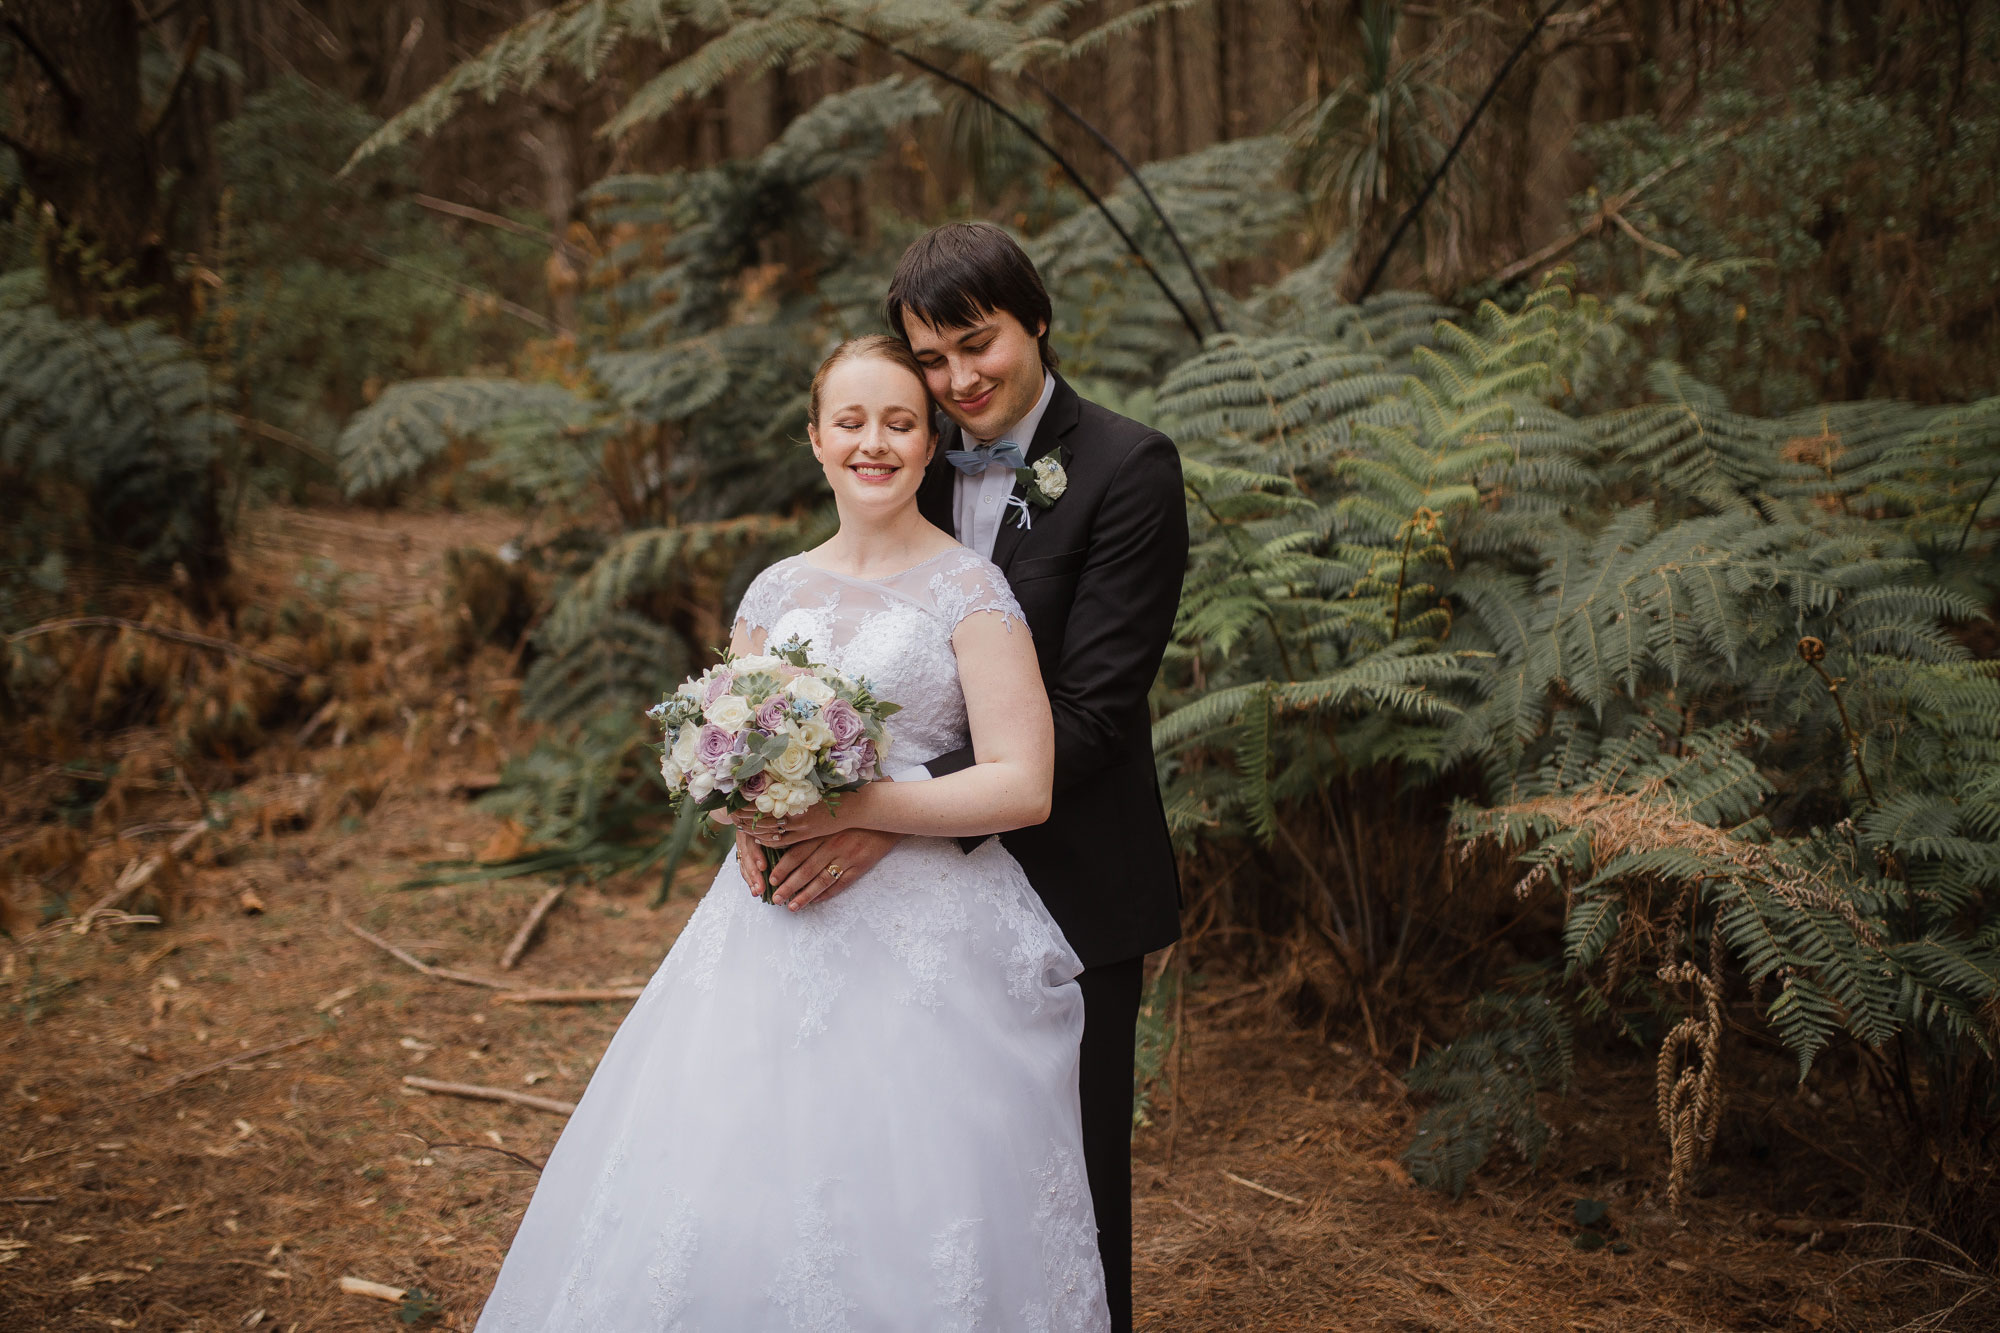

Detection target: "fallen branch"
[293, 697, 340, 747]
[402, 1075, 576, 1116]
[125, 1033, 322, 1104]
[77, 821, 208, 933]
[1485, 138, 1718, 286]
[1221, 1170, 1307, 1206]
[230, 413, 332, 464]
[1, 1195, 59, 1205]
[340, 915, 519, 990]
[491, 986, 644, 1005]
[499, 884, 565, 970]
[6, 617, 304, 678]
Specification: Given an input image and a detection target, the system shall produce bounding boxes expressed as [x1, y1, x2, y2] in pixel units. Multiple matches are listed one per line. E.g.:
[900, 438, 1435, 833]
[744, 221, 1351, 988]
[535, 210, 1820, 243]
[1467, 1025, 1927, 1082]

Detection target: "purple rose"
[821, 697, 864, 747]
[832, 738, 877, 782]
[738, 770, 771, 798]
[695, 724, 737, 766]
[755, 696, 790, 733]
[705, 669, 734, 704]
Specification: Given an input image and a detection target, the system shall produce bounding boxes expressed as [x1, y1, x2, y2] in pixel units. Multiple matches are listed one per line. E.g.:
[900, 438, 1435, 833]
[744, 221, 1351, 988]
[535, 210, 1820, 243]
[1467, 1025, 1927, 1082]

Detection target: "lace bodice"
[733, 547, 1026, 771]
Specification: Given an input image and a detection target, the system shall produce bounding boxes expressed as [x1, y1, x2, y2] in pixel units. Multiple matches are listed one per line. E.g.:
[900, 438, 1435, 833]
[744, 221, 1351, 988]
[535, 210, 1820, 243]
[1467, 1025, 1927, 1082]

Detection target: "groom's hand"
[766, 829, 902, 911]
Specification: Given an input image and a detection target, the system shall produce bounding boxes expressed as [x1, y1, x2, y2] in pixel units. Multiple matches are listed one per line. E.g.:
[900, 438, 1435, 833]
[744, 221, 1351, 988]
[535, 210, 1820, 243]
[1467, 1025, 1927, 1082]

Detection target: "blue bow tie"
[946, 440, 1025, 476]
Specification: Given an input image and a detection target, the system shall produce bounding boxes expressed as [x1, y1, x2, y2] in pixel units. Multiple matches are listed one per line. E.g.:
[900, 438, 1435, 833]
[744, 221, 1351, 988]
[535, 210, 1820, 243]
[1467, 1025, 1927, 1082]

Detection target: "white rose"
[732, 653, 783, 672]
[785, 674, 836, 706]
[772, 741, 816, 782]
[790, 717, 833, 751]
[686, 769, 716, 802]
[661, 756, 684, 787]
[705, 694, 752, 730]
[671, 724, 699, 767]
[1033, 456, 1067, 499]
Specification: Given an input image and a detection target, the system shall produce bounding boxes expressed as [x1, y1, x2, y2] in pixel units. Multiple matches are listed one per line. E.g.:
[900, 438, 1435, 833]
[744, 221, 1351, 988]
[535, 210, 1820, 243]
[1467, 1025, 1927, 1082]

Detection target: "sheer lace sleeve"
[732, 558, 802, 636]
[928, 550, 1026, 633]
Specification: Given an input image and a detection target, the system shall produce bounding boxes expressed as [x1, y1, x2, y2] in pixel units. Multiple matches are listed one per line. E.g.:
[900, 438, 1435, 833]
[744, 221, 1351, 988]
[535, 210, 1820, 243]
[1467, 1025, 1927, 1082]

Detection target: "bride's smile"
[808, 354, 934, 514]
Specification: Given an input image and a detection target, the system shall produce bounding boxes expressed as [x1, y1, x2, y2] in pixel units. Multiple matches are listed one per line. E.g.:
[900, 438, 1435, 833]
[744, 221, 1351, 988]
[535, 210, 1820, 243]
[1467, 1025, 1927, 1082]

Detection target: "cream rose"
[705, 694, 753, 730]
[785, 674, 836, 706]
[671, 724, 700, 768]
[789, 717, 834, 751]
[772, 740, 816, 782]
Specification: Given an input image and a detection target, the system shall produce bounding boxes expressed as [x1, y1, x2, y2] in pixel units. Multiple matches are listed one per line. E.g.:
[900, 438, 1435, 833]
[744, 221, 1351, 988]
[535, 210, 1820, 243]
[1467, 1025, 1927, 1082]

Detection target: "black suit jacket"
[918, 374, 1186, 968]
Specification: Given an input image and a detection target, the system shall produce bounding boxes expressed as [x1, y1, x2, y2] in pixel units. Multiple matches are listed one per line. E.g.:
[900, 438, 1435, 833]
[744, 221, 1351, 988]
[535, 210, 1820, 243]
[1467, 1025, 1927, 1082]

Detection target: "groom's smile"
[905, 309, 1048, 445]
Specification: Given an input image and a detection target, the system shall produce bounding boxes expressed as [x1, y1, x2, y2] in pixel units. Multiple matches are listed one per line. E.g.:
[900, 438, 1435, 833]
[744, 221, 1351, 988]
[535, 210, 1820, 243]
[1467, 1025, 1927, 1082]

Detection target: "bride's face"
[808, 356, 934, 515]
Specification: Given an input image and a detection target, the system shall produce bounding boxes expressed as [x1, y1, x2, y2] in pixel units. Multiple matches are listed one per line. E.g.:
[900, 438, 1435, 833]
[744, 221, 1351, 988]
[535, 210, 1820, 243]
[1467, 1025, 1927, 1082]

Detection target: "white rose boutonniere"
[1010, 447, 1070, 529]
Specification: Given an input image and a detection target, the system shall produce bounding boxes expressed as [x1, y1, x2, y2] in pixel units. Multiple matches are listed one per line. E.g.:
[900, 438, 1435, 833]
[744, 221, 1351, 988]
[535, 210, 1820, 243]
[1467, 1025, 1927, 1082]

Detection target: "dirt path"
[1, 504, 1977, 1332]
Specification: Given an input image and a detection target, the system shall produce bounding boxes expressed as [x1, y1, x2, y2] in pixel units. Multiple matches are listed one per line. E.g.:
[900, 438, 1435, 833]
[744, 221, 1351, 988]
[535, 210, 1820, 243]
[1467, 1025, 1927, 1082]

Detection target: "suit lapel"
[989, 374, 1082, 573]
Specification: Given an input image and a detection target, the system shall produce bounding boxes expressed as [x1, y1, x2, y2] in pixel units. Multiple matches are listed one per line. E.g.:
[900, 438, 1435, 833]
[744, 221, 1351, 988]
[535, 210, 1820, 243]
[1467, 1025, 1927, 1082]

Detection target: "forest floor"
[2, 503, 1991, 1333]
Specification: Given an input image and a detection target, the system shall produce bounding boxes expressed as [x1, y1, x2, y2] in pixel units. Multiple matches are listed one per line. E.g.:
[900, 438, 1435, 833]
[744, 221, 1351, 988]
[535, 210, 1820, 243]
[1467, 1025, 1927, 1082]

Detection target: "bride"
[475, 334, 1110, 1331]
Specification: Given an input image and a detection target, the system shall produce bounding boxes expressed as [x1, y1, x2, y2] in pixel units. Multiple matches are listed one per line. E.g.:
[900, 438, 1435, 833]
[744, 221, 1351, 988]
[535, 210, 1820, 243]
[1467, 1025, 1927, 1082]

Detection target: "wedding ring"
[826, 863, 845, 883]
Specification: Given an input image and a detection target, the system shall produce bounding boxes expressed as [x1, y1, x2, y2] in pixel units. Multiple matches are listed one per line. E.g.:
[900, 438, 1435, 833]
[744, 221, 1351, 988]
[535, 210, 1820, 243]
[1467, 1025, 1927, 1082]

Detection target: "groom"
[757, 221, 1186, 1331]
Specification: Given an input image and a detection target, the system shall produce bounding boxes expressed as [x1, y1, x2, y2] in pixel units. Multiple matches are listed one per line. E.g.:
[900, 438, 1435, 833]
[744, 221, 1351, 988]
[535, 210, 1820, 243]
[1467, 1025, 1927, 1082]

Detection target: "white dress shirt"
[892, 371, 1056, 784]
[952, 372, 1056, 561]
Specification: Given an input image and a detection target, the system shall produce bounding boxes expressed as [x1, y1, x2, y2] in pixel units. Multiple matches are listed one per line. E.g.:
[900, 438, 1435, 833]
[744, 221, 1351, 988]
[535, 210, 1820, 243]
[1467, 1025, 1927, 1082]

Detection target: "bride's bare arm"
[750, 609, 1053, 843]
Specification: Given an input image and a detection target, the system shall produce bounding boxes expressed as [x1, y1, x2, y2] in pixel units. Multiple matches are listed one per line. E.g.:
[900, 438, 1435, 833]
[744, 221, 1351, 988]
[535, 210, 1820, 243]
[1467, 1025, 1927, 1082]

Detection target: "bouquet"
[650, 636, 898, 901]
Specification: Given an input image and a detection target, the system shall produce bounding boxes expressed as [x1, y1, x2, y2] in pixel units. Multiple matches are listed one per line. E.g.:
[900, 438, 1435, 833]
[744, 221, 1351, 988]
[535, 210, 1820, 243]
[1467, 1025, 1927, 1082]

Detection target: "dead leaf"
[478, 819, 531, 863]
[238, 889, 266, 915]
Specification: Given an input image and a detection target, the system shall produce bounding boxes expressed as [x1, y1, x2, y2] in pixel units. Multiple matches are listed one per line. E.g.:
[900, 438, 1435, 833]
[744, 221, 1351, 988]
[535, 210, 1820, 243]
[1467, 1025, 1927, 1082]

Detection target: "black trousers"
[1077, 954, 1145, 1333]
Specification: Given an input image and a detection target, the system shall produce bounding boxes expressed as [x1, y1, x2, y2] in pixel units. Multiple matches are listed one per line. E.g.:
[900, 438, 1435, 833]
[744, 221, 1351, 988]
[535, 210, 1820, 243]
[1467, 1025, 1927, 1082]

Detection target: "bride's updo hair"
[807, 335, 932, 431]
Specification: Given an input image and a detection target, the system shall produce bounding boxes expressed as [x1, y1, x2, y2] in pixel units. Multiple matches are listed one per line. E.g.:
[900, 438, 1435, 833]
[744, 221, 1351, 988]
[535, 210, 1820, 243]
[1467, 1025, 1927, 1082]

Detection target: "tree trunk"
[4, 0, 184, 323]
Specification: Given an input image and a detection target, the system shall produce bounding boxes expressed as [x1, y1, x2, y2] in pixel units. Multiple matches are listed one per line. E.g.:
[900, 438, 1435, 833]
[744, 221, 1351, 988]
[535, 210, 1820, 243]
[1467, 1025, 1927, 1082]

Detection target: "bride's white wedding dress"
[476, 547, 1109, 1332]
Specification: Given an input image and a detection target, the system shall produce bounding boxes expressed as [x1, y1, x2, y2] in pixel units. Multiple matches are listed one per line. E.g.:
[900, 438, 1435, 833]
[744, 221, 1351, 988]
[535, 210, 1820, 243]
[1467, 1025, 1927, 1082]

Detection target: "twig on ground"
[15, 1141, 84, 1164]
[491, 986, 644, 1005]
[78, 821, 208, 934]
[339, 1275, 408, 1302]
[401, 1075, 576, 1116]
[294, 698, 340, 747]
[421, 1140, 547, 1172]
[499, 884, 566, 970]
[340, 914, 519, 990]
[1188, 982, 1265, 1015]
[125, 1033, 322, 1104]
[1, 1196, 59, 1205]
[1222, 1170, 1307, 1206]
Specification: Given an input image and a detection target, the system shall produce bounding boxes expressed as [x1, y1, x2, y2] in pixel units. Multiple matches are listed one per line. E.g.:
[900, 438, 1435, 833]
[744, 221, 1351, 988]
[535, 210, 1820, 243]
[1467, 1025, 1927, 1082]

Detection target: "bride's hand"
[743, 798, 847, 846]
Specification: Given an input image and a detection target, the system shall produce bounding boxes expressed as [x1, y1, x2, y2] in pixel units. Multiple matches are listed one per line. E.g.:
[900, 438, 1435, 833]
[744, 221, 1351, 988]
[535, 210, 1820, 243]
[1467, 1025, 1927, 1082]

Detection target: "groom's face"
[904, 307, 1047, 445]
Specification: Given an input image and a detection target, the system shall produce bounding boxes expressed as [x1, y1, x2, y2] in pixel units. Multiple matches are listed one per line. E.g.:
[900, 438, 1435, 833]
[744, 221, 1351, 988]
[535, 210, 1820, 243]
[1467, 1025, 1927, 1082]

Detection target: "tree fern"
[334, 378, 589, 499]
[0, 305, 228, 571]
[1161, 272, 2000, 1198]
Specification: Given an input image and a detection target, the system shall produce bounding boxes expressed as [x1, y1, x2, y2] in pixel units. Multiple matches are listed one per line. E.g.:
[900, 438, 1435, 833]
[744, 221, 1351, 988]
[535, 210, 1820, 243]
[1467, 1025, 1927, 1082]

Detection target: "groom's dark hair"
[885, 222, 1059, 371]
